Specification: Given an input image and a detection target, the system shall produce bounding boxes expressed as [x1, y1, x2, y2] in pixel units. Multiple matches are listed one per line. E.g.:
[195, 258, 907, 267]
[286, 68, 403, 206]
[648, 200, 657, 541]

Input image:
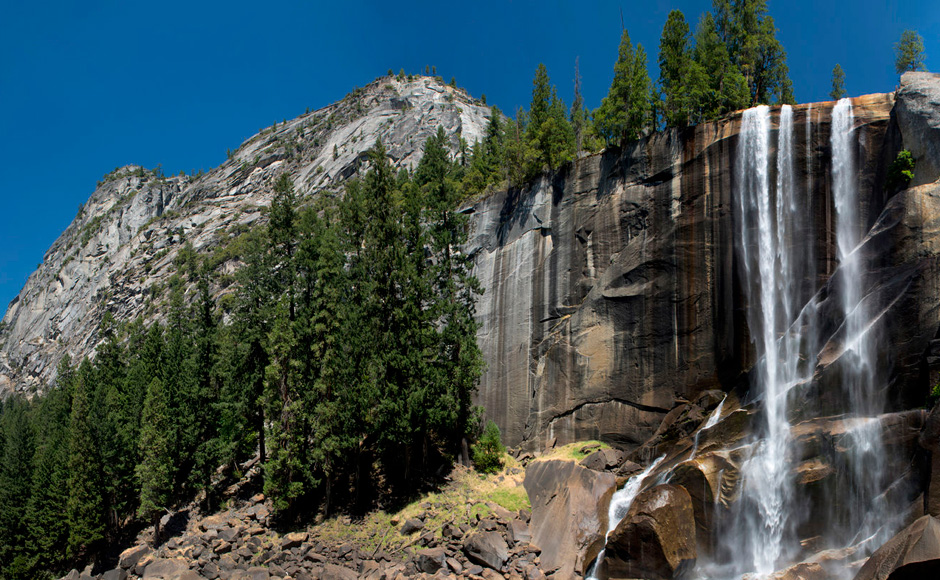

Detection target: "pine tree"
[188, 274, 222, 509]
[0, 396, 35, 578]
[595, 30, 652, 145]
[228, 226, 275, 466]
[93, 314, 140, 531]
[830, 64, 847, 100]
[526, 64, 574, 170]
[571, 57, 585, 155]
[24, 357, 74, 574]
[137, 377, 173, 544]
[659, 10, 694, 128]
[422, 141, 484, 462]
[298, 198, 347, 512]
[66, 360, 105, 560]
[503, 108, 538, 186]
[895, 30, 927, 75]
[712, 0, 794, 105]
[692, 13, 750, 119]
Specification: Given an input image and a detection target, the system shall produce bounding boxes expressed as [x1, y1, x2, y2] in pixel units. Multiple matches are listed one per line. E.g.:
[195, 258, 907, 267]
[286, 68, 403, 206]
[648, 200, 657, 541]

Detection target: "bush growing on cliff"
[472, 421, 505, 474]
[886, 150, 916, 191]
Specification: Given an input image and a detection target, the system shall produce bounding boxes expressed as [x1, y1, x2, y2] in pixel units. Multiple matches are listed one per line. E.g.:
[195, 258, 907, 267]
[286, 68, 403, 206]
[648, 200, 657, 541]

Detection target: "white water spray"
[831, 98, 894, 550]
[690, 396, 726, 460]
[733, 105, 806, 576]
[586, 455, 666, 580]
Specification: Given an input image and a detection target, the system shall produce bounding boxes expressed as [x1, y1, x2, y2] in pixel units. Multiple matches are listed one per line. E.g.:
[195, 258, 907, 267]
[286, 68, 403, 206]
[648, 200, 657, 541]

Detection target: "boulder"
[142, 558, 191, 580]
[320, 563, 359, 580]
[359, 560, 383, 580]
[602, 484, 697, 580]
[243, 567, 271, 580]
[281, 531, 308, 550]
[100, 569, 127, 580]
[119, 544, 151, 570]
[463, 531, 509, 571]
[416, 546, 447, 574]
[523, 458, 617, 577]
[509, 519, 532, 544]
[854, 515, 940, 580]
[580, 447, 624, 471]
[770, 562, 829, 580]
[400, 518, 424, 535]
[668, 450, 740, 552]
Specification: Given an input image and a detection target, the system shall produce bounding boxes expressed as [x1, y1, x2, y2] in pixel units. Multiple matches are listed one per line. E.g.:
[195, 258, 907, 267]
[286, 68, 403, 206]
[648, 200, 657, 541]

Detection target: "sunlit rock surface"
[0, 75, 491, 394]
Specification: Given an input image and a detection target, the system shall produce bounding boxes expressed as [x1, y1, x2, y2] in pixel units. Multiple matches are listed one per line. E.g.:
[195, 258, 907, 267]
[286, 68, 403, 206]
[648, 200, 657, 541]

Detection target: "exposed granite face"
[0, 76, 492, 394]
[469, 93, 902, 450]
[5, 71, 940, 463]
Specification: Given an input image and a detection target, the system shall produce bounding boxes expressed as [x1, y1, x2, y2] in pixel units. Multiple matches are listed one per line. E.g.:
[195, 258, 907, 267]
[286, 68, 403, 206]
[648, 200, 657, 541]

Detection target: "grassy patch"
[535, 440, 610, 463]
[487, 487, 529, 512]
[309, 454, 525, 556]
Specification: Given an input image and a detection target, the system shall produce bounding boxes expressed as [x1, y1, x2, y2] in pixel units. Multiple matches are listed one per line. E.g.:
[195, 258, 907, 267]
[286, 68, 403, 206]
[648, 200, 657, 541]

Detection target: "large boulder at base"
[100, 569, 127, 580]
[854, 515, 940, 580]
[524, 458, 617, 577]
[602, 484, 697, 580]
[463, 531, 509, 571]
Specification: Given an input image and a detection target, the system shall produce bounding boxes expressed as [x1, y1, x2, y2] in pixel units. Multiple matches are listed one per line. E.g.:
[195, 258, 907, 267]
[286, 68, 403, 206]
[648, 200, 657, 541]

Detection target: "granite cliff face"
[0, 75, 491, 393]
[472, 75, 940, 450]
[4, 72, 940, 461]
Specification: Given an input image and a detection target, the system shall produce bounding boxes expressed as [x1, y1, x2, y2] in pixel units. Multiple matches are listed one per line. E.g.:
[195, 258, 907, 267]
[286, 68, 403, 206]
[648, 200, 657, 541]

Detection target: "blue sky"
[1, 0, 937, 311]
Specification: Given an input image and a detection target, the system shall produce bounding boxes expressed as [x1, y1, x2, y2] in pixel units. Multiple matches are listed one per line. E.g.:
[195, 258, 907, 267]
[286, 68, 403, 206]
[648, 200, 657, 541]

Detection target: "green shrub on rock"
[472, 421, 505, 474]
[887, 149, 916, 191]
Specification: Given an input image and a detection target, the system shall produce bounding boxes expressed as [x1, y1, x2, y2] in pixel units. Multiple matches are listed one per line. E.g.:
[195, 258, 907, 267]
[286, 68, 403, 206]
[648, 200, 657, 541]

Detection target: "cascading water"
[830, 98, 895, 552]
[731, 105, 805, 576]
[586, 456, 665, 580]
[690, 395, 726, 460]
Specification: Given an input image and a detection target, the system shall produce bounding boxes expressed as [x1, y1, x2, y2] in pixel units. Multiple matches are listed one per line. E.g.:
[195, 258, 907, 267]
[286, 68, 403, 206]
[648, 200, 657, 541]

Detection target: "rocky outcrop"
[853, 515, 940, 580]
[920, 404, 940, 517]
[602, 484, 697, 580]
[523, 458, 616, 578]
[0, 76, 492, 394]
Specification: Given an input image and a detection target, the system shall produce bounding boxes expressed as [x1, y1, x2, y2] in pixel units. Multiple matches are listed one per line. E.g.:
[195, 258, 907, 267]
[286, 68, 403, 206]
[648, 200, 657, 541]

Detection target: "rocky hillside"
[0, 75, 491, 394]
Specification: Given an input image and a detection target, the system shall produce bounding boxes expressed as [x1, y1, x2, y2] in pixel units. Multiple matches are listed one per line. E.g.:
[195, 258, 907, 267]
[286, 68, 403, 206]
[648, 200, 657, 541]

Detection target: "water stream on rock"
[586, 456, 666, 580]
[690, 395, 726, 460]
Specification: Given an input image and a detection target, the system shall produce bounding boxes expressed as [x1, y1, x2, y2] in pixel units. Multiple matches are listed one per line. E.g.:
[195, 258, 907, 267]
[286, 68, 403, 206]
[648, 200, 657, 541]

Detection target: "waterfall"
[732, 105, 806, 576]
[589, 100, 898, 580]
[586, 456, 666, 580]
[830, 98, 895, 552]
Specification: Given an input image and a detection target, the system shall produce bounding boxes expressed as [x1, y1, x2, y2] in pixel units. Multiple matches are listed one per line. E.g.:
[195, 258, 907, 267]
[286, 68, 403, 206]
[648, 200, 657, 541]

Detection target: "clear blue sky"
[1, 0, 937, 311]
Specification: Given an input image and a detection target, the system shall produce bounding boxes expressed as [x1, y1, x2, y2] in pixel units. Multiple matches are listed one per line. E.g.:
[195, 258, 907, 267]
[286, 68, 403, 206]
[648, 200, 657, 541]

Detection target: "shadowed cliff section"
[468, 91, 902, 450]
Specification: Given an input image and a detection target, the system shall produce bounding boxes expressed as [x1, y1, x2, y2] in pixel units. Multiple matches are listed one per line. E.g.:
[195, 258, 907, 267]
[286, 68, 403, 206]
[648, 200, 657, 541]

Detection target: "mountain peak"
[0, 76, 493, 394]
